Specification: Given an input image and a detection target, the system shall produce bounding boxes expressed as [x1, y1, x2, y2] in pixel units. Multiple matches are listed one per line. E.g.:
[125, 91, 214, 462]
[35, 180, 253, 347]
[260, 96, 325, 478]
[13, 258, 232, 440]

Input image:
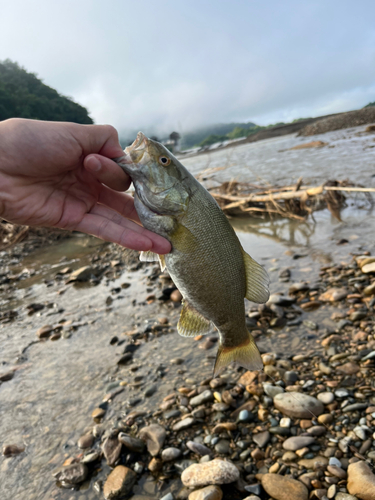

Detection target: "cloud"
[1, 0, 375, 137]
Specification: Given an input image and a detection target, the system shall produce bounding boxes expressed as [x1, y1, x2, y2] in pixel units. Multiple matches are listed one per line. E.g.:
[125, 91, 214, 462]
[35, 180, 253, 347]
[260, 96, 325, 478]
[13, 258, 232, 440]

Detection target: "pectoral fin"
[140, 251, 167, 272]
[241, 248, 270, 303]
[177, 301, 212, 337]
[140, 251, 159, 263]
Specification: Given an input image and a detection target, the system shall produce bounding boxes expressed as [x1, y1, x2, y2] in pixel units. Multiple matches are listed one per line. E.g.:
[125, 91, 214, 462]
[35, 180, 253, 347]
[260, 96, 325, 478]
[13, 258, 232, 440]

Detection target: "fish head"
[114, 132, 192, 216]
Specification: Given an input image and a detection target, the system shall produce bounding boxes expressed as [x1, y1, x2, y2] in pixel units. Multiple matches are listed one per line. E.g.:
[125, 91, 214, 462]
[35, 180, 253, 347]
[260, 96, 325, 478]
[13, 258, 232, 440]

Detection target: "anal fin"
[213, 331, 263, 377]
[241, 248, 270, 303]
[177, 301, 212, 337]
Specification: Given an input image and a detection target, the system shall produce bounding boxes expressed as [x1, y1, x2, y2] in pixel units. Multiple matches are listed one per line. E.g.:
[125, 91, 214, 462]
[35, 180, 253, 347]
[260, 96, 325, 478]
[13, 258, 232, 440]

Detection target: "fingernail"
[87, 156, 101, 171]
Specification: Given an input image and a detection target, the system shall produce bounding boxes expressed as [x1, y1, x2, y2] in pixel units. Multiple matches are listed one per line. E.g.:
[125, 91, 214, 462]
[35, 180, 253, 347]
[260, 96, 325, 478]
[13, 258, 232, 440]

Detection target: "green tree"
[0, 59, 93, 123]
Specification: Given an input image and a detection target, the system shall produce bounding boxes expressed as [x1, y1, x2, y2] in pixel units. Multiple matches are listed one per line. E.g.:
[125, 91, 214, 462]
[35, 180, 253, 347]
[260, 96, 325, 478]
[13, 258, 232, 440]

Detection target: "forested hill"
[0, 60, 93, 123]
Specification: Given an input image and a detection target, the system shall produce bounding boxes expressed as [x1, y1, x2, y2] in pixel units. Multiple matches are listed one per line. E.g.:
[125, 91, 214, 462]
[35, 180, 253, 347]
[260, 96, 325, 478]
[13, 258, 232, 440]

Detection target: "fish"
[114, 132, 269, 376]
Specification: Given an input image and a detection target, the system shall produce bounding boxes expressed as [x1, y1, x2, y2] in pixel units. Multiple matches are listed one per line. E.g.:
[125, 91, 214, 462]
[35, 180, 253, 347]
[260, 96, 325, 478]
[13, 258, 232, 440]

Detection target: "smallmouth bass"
[115, 133, 269, 376]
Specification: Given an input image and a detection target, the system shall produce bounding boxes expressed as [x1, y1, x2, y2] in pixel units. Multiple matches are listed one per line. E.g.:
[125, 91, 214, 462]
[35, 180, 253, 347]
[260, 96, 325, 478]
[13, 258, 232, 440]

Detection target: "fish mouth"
[112, 132, 149, 169]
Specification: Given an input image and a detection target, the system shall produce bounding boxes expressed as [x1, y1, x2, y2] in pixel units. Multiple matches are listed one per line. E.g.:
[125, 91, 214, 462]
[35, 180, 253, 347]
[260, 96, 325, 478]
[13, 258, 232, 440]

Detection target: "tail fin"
[213, 331, 263, 377]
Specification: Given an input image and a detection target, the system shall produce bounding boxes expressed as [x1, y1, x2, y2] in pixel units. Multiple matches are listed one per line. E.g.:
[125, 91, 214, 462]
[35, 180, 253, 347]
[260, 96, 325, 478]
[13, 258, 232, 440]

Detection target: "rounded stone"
[188, 485, 223, 500]
[261, 473, 308, 500]
[181, 460, 240, 487]
[347, 460, 375, 499]
[187, 441, 212, 457]
[162, 447, 181, 462]
[103, 466, 137, 500]
[274, 393, 324, 419]
[139, 424, 166, 456]
[317, 392, 334, 405]
[282, 436, 315, 451]
[78, 434, 94, 449]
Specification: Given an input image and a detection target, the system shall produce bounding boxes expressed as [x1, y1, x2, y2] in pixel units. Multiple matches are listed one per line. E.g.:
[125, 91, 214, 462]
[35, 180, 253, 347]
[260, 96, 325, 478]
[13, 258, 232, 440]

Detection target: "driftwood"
[209, 179, 374, 221]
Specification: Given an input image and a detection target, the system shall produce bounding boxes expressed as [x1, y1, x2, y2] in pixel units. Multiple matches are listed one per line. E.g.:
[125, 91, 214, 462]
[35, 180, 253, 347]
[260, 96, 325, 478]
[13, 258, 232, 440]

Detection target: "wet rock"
[188, 485, 223, 500]
[78, 433, 94, 449]
[181, 460, 240, 487]
[261, 473, 308, 500]
[144, 384, 157, 397]
[274, 392, 323, 418]
[118, 433, 145, 453]
[162, 447, 181, 461]
[253, 431, 270, 448]
[173, 417, 195, 431]
[139, 424, 166, 456]
[2, 444, 25, 456]
[36, 324, 54, 339]
[190, 390, 213, 407]
[92, 407, 106, 421]
[103, 465, 136, 499]
[347, 460, 375, 500]
[102, 435, 122, 467]
[54, 463, 88, 485]
[282, 436, 315, 451]
[319, 287, 348, 302]
[0, 371, 14, 382]
[187, 441, 212, 457]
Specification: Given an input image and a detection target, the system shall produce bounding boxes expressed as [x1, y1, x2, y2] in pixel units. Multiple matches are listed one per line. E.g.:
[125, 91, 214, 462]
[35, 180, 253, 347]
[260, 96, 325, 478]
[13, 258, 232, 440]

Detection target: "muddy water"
[0, 124, 375, 499]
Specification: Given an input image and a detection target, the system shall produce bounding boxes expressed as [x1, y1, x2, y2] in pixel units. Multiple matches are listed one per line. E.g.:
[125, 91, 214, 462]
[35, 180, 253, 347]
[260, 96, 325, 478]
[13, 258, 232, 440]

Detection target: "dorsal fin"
[177, 300, 212, 337]
[241, 248, 269, 303]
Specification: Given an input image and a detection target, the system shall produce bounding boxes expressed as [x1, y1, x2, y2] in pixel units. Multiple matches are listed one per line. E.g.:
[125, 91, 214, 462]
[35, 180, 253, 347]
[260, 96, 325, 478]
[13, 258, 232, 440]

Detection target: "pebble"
[36, 324, 54, 339]
[118, 433, 145, 453]
[280, 417, 291, 428]
[173, 417, 195, 431]
[2, 444, 25, 456]
[263, 384, 284, 398]
[92, 407, 106, 421]
[261, 473, 308, 500]
[0, 371, 14, 382]
[282, 436, 315, 451]
[190, 390, 213, 407]
[187, 441, 212, 457]
[54, 463, 88, 485]
[102, 436, 122, 467]
[68, 266, 95, 282]
[181, 460, 240, 487]
[214, 440, 231, 454]
[103, 466, 137, 499]
[144, 384, 157, 397]
[243, 497, 261, 500]
[319, 287, 348, 302]
[170, 289, 182, 302]
[298, 456, 328, 468]
[139, 424, 166, 456]
[252, 431, 270, 448]
[317, 392, 335, 405]
[162, 447, 181, 462]
[160, 494, 174, 500]
[188, 485, 223, 500]
[238, 410, 252, 422]
[347, 460, 375, 500]
[78, 433, 94, 449]
[327, 465, 347, 479]
[274, 393, 324, 418]
[335, 494, 358, 500]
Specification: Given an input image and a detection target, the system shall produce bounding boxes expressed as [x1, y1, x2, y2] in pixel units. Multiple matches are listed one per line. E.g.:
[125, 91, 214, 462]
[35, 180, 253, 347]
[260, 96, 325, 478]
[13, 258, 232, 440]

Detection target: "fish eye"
[158, 156, 171, 166]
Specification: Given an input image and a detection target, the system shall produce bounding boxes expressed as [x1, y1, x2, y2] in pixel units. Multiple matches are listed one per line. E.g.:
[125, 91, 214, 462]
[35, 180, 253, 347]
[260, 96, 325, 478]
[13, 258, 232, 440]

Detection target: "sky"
[1, 0, 375, 138]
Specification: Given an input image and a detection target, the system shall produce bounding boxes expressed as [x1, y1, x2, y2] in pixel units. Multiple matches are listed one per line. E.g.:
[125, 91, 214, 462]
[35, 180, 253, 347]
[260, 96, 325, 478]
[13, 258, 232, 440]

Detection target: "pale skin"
[0, 118, 171, 254]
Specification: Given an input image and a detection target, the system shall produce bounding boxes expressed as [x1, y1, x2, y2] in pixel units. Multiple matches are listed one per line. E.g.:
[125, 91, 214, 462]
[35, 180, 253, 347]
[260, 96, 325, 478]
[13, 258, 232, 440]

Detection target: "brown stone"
[238, 371, 258, 386]
[347, 460, 375, 500]
[336, 362, 360, 375]
[188, 485, 223, 500]
[261, 473, 308, 500]
[103, 465, 137, 499]
[170, 289, 182, 302]
[36, 324, 54, 339]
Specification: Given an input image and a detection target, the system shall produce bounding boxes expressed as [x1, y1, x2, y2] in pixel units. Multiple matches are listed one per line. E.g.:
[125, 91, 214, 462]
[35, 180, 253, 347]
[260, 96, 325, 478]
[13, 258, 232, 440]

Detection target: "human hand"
[0, 118, 171, 253]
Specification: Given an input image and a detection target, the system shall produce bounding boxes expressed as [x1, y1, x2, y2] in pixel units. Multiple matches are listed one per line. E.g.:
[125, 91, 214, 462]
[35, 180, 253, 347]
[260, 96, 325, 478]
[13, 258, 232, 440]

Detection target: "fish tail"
[213, 330, 263, 377]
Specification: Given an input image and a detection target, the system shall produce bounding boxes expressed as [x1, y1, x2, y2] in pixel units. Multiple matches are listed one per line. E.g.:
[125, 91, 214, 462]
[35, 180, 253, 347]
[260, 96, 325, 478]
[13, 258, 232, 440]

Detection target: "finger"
[98, 185, 140, 224]
[75, 213, 155, 251]
[84, 154, 131, 191]
[78, 124, 125, 158]
[85, 204, 171, 254]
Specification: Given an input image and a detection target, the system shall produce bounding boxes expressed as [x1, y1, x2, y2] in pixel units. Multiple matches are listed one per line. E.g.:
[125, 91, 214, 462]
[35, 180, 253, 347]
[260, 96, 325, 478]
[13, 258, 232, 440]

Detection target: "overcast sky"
[1, 0, 375, 137]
